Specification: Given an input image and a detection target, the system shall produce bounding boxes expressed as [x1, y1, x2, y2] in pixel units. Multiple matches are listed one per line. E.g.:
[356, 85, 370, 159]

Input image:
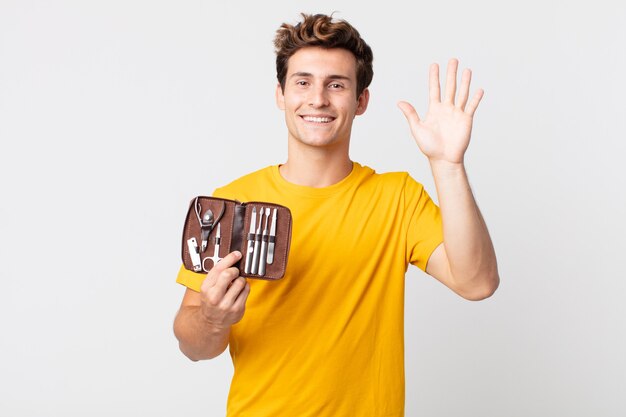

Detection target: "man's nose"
[308, 85, 329, 108]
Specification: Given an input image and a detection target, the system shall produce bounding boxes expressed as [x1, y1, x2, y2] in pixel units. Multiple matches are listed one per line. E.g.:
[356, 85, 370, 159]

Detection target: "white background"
[1, 1, 625, 416]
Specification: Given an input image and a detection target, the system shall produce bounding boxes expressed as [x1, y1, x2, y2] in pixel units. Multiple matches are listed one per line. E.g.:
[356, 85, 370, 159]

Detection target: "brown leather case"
[181, 196, 292, 280]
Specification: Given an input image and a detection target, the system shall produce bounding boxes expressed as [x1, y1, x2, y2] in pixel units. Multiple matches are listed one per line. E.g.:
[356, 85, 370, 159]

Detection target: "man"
[174, 13, 498, 417]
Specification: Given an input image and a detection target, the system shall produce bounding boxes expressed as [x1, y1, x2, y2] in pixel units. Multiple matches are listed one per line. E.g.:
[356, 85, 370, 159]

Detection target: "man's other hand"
[199, 251, 251, 330]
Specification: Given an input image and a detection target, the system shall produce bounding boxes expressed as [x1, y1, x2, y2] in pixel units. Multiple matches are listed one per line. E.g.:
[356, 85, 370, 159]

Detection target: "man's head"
[274, 13, 373, 99]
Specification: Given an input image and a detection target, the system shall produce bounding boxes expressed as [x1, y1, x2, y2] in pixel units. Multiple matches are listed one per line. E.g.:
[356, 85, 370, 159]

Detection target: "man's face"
[276, 47, 369, 150]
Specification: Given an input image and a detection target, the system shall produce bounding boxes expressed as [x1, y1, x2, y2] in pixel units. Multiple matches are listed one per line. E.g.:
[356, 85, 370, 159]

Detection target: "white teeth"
[303, 116, 333, 123]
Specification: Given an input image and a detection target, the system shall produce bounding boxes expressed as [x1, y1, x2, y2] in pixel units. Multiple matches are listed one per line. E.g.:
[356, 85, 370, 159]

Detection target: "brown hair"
[274, 13, 373, 98]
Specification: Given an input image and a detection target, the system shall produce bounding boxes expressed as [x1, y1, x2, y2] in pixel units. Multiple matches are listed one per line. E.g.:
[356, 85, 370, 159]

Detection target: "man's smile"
[300, 115, 336, 124]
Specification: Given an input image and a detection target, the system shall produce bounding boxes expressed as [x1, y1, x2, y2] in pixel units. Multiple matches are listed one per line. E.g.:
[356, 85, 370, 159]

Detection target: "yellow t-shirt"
[176, 162, 443, 417]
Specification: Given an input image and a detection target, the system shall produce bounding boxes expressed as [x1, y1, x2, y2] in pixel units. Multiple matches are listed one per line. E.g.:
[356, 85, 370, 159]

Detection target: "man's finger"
[211, 251, 242, 273]
[429, 63, 441, 103]
[444, 58, 458, 104]
[397, 101, 423, 139]
[397, 101, 420, 124]
[232, 281, 251, 311]
[457, 68, 472, 110]
[465, 89, 484, 117]
[222, 277, 248, 307]
[212, 267, 241, 298]
[201, 251, 242, 294]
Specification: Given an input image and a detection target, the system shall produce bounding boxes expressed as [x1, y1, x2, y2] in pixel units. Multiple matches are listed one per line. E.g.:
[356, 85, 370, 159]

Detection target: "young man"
[174, 13, 498, 417]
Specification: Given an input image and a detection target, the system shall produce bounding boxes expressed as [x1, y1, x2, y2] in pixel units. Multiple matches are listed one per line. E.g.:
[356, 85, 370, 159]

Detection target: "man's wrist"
[196, 308, 231, 335]
[428, 159, 466, 178]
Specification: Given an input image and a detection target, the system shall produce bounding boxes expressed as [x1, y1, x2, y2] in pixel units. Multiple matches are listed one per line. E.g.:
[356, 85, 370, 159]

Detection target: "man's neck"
[279, 148, 353, 188]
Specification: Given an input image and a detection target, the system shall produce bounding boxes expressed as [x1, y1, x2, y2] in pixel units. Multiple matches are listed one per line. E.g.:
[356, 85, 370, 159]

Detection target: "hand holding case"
[181, 196, 292, 280]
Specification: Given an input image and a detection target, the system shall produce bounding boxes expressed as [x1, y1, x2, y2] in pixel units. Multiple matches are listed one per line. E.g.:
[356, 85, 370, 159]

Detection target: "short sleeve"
[403, 176, 443, 271]
[176, 264, 205, 292]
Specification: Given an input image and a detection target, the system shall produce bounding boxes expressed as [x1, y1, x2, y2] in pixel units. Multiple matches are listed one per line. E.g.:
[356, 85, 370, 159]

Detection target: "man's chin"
[296, 137, 345, 149]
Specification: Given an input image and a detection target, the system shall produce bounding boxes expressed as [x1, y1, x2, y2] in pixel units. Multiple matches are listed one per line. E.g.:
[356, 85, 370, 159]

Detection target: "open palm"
[398, 59, 483, 164]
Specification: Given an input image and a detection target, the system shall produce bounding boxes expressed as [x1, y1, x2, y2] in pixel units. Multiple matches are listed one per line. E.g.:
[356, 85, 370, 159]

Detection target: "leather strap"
[231, 203, 246, 270]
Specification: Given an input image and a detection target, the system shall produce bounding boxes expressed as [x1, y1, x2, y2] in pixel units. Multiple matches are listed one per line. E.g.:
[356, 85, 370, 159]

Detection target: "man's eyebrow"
[289, 72, 313, 78]
[289, 72, 352, 81]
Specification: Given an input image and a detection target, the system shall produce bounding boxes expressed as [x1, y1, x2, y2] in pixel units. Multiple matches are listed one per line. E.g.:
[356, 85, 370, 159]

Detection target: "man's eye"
[296, 81, 308, 86]
[329, 83, 344, 89]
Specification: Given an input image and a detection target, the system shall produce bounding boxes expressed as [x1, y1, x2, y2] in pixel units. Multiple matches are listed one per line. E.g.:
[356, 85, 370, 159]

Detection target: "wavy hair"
[274, 13, 373, 98]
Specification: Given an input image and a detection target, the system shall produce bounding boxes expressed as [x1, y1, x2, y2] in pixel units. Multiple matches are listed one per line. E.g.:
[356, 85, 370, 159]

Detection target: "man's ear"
[275, 83, 285, 110]
[355, 88, 370, 116]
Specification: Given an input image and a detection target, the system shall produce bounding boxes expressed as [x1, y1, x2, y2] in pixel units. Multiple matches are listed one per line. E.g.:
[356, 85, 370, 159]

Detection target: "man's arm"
[424, 161, 499, 300]
[173, 251, 250, 360]
[398, 58, 499, 300]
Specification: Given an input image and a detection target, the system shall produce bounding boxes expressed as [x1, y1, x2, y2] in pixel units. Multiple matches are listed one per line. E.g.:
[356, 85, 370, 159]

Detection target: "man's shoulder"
[212, 166, 274, 199]
[357, 163, 421, 190]
[353, 164, 431, 208]
[221, 166, 274, 188]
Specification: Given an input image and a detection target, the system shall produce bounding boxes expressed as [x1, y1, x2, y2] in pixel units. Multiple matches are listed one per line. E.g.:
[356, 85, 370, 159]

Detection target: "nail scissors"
[202, 223, 223, 271]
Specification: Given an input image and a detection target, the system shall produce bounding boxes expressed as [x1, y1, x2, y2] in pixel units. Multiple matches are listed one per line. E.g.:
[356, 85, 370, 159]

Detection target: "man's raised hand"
[398, 58, 483, 165]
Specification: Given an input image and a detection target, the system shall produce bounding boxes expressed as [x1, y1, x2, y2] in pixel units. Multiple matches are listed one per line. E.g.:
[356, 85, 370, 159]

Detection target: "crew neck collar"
[271, 161, 362, 198]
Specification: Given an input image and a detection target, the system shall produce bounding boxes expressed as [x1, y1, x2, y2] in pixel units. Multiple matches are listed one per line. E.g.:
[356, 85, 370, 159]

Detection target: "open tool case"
[181, 196, 292, 280]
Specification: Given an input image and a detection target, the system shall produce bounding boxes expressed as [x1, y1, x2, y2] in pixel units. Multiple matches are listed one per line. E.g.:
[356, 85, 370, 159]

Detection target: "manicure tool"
[186, 237, 202, 272]
[251, 207, 263, 274]
[258, 207, 270, 276]
[200, 209, 214, 253]
[202, 223, 223, 271]
[267, 208, 277, 264]
[244, 206, 257, 274]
